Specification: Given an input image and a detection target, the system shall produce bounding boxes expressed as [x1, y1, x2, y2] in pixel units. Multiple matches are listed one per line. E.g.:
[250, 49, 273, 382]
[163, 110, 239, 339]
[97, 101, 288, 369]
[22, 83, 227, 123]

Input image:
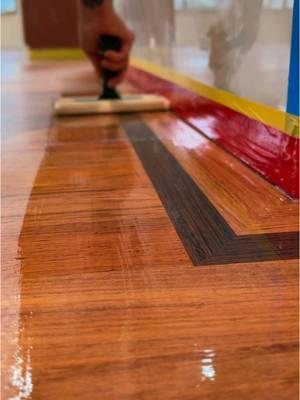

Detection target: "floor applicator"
[54, 35, 170, 116]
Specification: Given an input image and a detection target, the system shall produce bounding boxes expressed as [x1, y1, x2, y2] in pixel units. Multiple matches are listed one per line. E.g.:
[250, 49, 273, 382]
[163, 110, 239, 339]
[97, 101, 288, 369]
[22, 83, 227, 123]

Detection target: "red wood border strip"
[127, 66, 299, 199]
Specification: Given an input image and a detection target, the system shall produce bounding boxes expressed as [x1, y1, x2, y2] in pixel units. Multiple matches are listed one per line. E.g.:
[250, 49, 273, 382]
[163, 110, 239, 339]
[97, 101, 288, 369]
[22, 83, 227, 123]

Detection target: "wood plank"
[122, 118, 298, 265]
[2, 54, 299, 400]
[142, 113, 299, 234]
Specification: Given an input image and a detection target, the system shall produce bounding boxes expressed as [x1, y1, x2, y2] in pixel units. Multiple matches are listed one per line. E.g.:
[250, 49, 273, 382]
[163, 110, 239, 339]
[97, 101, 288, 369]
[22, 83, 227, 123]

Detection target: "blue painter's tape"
[287, 0, 299, 116]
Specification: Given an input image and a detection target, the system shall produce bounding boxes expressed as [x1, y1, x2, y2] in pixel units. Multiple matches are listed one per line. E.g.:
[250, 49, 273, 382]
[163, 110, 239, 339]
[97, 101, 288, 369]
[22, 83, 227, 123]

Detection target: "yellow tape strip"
[130, 58, 299, 138]
[29, 48, 86, 61]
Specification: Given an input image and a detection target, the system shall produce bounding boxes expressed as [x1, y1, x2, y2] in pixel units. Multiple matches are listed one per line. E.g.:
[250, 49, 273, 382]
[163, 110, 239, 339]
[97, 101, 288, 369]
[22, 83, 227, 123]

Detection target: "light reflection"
[173, 129, 208, 150]
[10, 346, 33, 400]
[189, 116, 219, 139]
[9, 308, 34, 400]
[201, 349, 216, 382]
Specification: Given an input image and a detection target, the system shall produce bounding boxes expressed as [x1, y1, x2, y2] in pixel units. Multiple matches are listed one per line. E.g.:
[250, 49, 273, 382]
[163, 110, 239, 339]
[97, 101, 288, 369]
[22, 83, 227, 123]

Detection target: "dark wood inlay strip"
[123, 120, 299, 266]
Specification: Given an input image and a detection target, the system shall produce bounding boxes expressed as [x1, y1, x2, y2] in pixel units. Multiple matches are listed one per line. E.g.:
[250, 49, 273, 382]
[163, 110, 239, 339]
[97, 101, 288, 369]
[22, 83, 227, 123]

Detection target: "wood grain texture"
[2, 53, 299, 400]
[142, 113, 299, 235]
[123, 119, 298, 265]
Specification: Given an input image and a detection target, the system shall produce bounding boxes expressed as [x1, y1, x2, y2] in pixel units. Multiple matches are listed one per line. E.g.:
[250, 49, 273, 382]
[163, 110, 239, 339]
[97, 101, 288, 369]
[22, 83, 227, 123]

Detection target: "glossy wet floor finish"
[2, 53, 299, 400]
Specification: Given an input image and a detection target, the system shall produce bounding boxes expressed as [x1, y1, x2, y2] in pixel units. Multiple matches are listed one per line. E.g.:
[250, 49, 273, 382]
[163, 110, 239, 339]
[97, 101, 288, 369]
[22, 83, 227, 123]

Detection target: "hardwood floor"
[143, 113, 299, 235]
[2, 52, 299, 400]
[123, 118, 298, 265]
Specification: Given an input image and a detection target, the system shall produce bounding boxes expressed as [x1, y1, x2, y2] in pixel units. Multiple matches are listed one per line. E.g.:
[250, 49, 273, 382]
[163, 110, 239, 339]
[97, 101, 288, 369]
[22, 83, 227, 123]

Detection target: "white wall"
[176, 9, 293, 46]
[1, 0, 24, 49]
[119, 2, 293, 110]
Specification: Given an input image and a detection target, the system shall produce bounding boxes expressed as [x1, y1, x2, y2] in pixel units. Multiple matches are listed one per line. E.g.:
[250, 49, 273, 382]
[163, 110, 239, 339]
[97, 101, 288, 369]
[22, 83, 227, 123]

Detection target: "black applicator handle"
[98, 35, 122, 100]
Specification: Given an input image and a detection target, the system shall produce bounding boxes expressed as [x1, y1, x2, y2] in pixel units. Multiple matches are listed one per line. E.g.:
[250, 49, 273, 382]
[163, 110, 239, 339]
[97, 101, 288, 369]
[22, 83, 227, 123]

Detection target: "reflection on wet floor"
[116, 0, 293, 109]
[200, 349, 216, 382]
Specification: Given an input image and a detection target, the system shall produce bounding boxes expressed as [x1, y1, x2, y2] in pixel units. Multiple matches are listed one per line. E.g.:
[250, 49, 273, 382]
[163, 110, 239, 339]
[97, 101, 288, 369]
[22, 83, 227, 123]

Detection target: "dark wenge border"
[123, 120, 299, 266]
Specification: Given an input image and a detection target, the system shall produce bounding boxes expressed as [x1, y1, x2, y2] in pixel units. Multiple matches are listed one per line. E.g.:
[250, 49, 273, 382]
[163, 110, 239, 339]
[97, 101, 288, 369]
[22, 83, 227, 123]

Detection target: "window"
[187, 0, 218, 8]
[175, 0, 294, 10]
[0, 0, 17, 14]
[175, 0, 186, 10]
[286, 0, 294, 8]
[175, 0, 218, 10]
[263, 0, 294, 8]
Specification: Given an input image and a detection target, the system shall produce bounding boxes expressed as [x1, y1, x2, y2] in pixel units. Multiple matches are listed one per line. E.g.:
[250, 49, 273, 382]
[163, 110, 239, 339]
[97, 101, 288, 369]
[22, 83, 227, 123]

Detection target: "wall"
[116, 0, 294, 111]
[1, 0, 24, 49]
[176, 8, 293, 109]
